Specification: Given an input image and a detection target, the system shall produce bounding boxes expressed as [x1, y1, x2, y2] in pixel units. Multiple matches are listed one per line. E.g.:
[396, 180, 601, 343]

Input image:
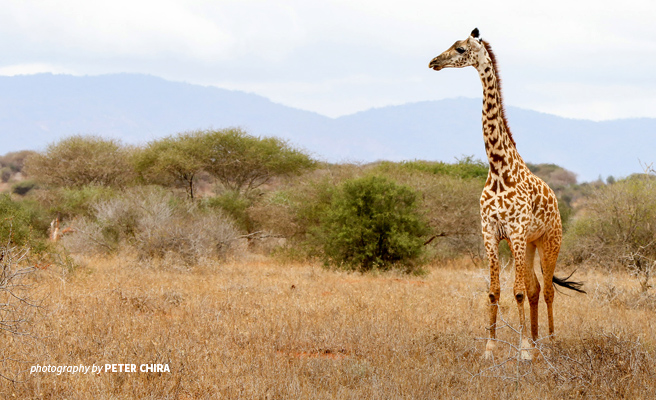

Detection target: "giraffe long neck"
[476, 46, 525, 182]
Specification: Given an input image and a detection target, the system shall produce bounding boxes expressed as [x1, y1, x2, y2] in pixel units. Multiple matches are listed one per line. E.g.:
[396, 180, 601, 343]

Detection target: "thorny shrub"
[562, 172, 656, 290]
[62, 188, 238, 265]
[0, 238, 42, 382]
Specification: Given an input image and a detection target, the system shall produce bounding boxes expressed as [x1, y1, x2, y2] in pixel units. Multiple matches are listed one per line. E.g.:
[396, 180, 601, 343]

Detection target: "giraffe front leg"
[483, 234, 501, 360]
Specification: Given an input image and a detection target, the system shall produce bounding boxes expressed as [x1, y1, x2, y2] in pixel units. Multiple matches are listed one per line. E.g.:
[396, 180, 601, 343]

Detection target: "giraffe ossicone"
[429, 28, 586, 361]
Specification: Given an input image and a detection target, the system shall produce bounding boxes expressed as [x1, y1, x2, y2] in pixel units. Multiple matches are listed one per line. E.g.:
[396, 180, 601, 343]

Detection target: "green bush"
[317, 176, 429, 272]
[0, 194, 49, 247]
[252, 162, 484, 264]
[34, 185, 117, 220]
[370, 162, 485, 262]
[202, 191, 253, 232]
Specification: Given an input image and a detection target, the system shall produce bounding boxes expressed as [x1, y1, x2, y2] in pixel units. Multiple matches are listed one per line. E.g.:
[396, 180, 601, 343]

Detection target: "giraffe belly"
[481, 215, 519, 241]
[526, 221, 548, 243]
[482, 215, 546, 243]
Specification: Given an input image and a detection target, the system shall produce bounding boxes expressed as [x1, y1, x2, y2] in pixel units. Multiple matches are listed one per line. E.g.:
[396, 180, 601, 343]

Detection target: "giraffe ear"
[471, 28, 480, 39]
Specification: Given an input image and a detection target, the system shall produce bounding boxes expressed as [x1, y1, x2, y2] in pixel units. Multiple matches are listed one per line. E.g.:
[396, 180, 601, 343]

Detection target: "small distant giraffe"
[429, 28, 585, 360]
[49, 217, 75, 242]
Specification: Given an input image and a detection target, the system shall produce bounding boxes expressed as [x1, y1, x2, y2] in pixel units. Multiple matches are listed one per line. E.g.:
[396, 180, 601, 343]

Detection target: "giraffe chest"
[480, 187, 530, 224]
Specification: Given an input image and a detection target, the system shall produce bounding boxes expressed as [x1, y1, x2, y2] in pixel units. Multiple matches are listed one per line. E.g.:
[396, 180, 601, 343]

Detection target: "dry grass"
[2, 256, 655, 398]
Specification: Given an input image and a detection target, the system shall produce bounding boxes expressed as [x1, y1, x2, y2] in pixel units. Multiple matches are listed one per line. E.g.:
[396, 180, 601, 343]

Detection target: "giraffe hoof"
[520, 338, 533, 361]
[484, 340, 496, 360]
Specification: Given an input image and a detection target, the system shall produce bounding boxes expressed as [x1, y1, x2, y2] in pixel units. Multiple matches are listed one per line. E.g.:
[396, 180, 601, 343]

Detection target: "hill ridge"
[0, 73, 653, 181]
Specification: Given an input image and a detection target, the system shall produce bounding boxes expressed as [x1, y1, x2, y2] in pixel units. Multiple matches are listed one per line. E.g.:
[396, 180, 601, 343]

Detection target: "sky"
[1, 0, 655, 121]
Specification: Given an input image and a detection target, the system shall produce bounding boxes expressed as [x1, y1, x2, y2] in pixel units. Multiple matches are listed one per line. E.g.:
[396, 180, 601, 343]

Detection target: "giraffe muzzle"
[429, 58, 444, 71]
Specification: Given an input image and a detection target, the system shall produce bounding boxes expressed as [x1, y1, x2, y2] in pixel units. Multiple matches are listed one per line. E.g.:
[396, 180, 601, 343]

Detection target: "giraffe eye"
[456, 47, 466, 54]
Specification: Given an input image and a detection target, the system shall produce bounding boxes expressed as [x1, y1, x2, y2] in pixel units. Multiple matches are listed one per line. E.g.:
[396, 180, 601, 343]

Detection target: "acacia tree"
[24, 135, 133, 188]
[201, 128, 315, 194]
[134, 132, 207, 199]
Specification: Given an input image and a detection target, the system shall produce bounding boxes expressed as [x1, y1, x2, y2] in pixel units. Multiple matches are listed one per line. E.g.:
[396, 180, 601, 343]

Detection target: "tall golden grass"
[2, 255, 655, 398]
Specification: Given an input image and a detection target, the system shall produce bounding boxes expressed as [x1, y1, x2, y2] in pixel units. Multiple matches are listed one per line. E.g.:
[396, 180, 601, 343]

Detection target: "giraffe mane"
[481, 40, 517, 148]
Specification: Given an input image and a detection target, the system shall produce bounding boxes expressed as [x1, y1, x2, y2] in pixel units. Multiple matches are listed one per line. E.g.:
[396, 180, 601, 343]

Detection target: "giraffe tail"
[553, 270, 586, 294]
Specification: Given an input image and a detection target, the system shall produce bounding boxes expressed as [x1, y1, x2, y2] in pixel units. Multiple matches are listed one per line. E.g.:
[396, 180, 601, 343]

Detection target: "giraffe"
[428, 28, 585, 360]
[48, 216, 75, 242]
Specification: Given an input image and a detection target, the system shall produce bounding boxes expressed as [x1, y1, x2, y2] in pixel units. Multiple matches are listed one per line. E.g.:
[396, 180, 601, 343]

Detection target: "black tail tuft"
[553, 270, 586, 294]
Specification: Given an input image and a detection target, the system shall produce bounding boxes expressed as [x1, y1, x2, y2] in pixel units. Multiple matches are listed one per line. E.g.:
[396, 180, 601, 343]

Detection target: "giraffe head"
[429, 28, 484, 71]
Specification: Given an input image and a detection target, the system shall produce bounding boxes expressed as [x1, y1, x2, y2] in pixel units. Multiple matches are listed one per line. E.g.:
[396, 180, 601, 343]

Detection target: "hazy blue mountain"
[340, 101, 656, 182]
[0, 73, 653, 182]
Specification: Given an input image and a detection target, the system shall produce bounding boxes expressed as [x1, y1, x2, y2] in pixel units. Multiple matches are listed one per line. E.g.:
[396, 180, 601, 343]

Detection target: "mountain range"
[0, 73, 654, 182]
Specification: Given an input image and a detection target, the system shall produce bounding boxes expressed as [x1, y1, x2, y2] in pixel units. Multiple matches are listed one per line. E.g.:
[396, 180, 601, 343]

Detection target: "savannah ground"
[2, 125, 654, 398]
[2, 254, 655, 399]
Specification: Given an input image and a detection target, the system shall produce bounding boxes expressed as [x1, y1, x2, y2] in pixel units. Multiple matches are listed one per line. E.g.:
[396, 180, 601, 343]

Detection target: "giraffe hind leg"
[537, 238, 558, 337]
[509, 237, 533, 360]
[525, 242, 541, 342]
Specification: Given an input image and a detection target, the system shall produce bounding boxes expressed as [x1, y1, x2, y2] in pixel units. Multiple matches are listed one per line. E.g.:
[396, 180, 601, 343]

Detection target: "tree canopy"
[134, 132, 207, 199]
[133, 128, 315, 198]
[201, 128, 315, 193]
[25, 135, 133, 188]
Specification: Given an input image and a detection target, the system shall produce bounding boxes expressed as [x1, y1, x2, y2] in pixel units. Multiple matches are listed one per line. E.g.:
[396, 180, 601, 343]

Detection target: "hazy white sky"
[1, 0, 654, 120]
